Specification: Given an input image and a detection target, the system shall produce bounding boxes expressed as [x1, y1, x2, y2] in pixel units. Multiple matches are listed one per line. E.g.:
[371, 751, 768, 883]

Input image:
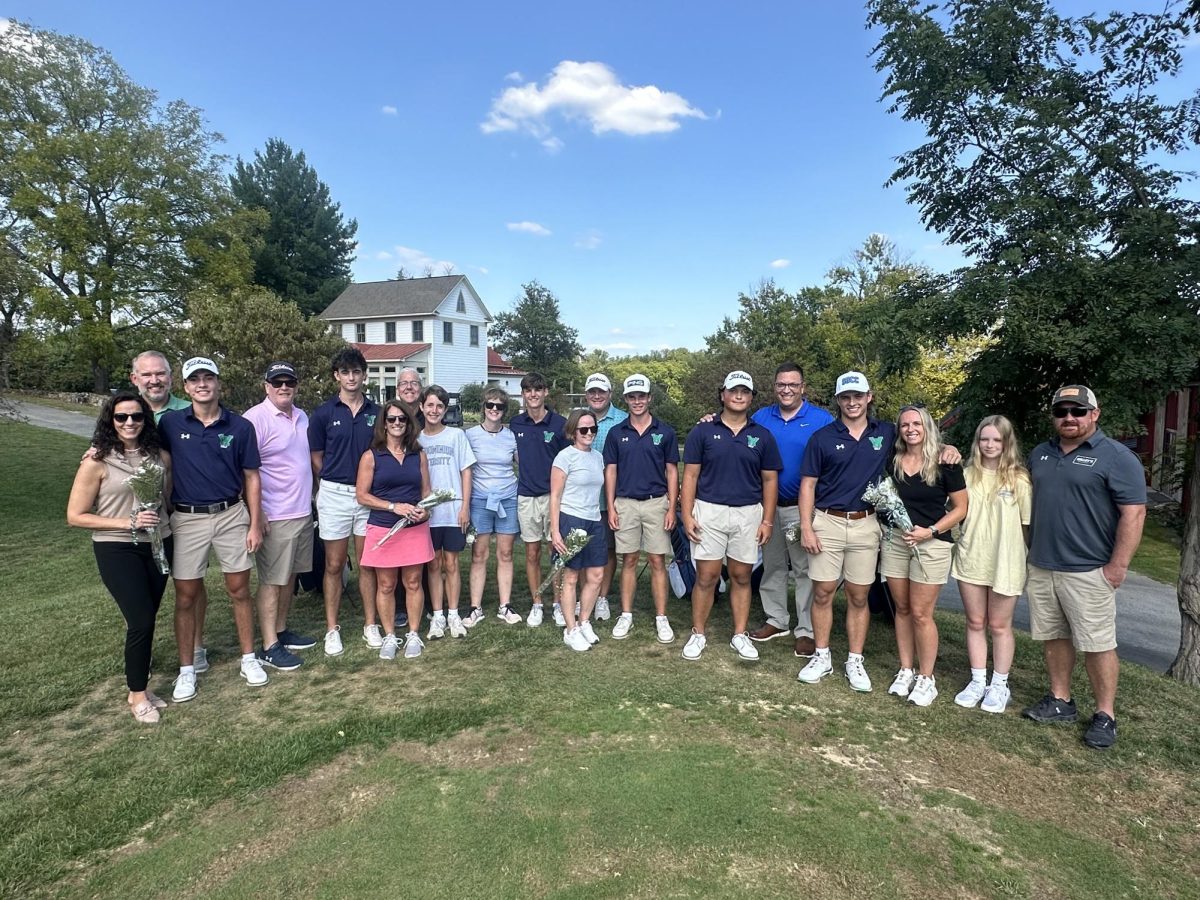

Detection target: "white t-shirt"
[417, 427, 476, 527]
[465, 424, 518, 500]
[552, 445, 604, 521]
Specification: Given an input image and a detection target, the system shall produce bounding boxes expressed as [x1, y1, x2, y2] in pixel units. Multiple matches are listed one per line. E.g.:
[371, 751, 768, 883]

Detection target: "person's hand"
[800, 525, 822, 555]
[81, 446, 100, 462]
[131, 509, 160, 529]
[608, 509, 620, 531]
[756, 521, 773, 547]
[552, 531, 567, 554]
[246, 524, 263, 553]
[663, 506, 676, 532]
[262, 519, 272, 536]
[458, 506, 470, 531]
[903, 526, 933, 547]
[683, 517, 702, 543]
[938, 443, 962, 465]
[1101, 563, 1127, 590]
[696, 412, 716, 424]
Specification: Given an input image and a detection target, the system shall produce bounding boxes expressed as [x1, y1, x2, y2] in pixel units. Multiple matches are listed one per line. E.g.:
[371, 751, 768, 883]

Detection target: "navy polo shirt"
[603, 416, 679, 499]
[800, 418, 896, 511]
[159, 405, 261, 506]
[511, 410, 568, 496]
[752, 401, 835, 503]
[307, 395, 380, 485]
[1028, 428, 1147, 571]
[683, 418, 782, 507]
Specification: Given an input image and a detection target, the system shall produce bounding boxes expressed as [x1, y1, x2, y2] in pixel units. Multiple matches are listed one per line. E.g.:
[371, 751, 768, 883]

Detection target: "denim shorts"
[470, 494, 519, 535]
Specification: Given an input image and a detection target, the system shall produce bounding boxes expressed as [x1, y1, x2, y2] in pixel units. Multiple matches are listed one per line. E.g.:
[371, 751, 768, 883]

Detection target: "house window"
[355, 323, 366, 343]
[470, 325, 479, 347]
[412, 320, 424, 341]
[443, 322, 453, 344]
[456, 290, 466, 313]
[385, 321, 396, 342]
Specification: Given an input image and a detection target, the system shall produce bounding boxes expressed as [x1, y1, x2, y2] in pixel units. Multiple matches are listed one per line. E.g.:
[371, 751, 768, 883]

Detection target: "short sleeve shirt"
[242, 399, 312, 520]
[159, 405, 261, 506]
[603, 416, 679, 499]
[591, 404, 628, 509]
[307, 395, 380, 485]
[683, 417, 782, 507]
[417, 427, 476, 527]
[751, 401, 835, 502]
[465, 425, 518, 501]
[800, 418, 896, 511]
[553, 446, 605, 520]
[893, 462, 967, 542]
[511, 410, 568, 497]
[153, 394, 191, 425]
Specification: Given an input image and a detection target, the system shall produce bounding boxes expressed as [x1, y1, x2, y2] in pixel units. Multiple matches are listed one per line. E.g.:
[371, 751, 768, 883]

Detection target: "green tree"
[0, 22, 246, 392]
[490, 281, 583, 390]
[869, 0, 1200, 683]
[230, 138, 357, 318]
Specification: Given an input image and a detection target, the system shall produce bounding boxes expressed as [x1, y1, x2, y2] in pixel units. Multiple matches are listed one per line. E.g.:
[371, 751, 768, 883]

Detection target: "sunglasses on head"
[899, 402, 927, 413]
[1053, 406, 1089, 419]
[386, 414, 408, 424]
[269, 378, 297, 388]
[484, 402, 506, 411]
[576, 425, 598, 435]
[113, 412, 145, 424]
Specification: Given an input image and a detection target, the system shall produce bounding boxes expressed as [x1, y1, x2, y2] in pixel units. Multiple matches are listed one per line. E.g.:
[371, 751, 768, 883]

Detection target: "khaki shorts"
[1026, 564, 1117, 652]
[880, 532, 953, 585]
[256, 515, 314, 586]
[807, 510, 880, 586]
[691, 499, 761, 565]
[316, 480, 369, 540]
[614, 495, 671, 555]
[518, 494, 552, 543]
[171, 503, 251, 580]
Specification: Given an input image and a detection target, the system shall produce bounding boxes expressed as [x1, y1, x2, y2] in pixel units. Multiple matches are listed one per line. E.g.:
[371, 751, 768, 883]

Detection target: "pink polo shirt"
[243, 398, 313, 521]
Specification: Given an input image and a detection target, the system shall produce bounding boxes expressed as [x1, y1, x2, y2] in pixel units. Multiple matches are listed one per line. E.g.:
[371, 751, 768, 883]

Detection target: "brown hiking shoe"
[793, 636, 816, 658]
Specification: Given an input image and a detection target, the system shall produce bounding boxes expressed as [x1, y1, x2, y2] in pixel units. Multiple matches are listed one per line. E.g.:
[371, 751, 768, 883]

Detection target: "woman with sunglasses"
[67, 391, 173, 723]
[465, 388, 522, 625]
[356, 399, 434, 660]
[550, 409, 608, 651]
[949, 415, 1030, 713]
[881, 405, 968, 707]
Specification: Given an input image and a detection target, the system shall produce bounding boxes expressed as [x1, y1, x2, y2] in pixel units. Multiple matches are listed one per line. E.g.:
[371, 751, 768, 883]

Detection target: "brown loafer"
[130, 700, 160, 724]
[793, 636, 816, 658]
[749, 623, 789, 642]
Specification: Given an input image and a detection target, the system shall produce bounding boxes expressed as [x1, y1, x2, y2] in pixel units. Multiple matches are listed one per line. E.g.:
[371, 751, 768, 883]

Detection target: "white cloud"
[575, 230, 603, 250]
[610, 327, 624, 335]
[389, 245, 457, 273]
[504, 70, 524, 82]
[481, 61, 707, 150]
[381, 105, 398, 116]
[770, 258, 791, 269]
[375, 250, 393, 260]
[506, 220, 552, 237]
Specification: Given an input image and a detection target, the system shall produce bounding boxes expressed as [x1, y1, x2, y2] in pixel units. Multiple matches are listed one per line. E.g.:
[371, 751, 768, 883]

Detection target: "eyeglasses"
[385, 415, 408, 424]
[1053, 406, 1088, 419]
[576, 425, 598, 435]
[484, 402, 507, 411]
[774, 382, 803, 392]
[398, 380, 420, 388]
[269, 379, 297, 388]
[113, 412, 145, 423]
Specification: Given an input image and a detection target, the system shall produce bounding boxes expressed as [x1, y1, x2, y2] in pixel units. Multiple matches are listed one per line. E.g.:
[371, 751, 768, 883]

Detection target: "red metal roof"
[352, 342, 429, 361]
[488, 347, 526, 375]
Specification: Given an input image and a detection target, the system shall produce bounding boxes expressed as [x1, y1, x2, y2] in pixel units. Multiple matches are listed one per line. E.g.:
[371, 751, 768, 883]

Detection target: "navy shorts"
[559, 513, 607, 570]
[430, 526, 467, 553]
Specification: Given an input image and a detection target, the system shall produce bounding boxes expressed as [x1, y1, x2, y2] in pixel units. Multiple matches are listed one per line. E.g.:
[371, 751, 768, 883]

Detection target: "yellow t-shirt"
[950, 467, 1031, 597]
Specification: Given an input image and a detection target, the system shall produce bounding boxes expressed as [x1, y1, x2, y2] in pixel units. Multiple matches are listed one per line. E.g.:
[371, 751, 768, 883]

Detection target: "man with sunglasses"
[244, 362, 316, 672]
[1023, 385, 1145, 750]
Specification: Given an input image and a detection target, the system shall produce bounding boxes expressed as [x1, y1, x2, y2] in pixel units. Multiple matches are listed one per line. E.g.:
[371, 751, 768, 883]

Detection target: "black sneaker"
[259, 642, 304, 671]
[1083, 712, 1118, 750]
[277, 628, 317, 651]
[395, 609, 409, 629]
[1021, 693, 1078, 724]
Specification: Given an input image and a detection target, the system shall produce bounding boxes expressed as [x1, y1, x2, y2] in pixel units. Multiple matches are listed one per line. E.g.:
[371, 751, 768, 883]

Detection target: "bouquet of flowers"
[373, 489, 455, 549]
[862, 477, 925, 577]
[535, 528, 591, 597]
[126, 458, 170, 575]
[465, 524, 478, 546]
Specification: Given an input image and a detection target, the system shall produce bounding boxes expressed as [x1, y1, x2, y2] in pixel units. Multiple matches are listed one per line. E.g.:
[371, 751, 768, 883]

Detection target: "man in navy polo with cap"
[603, 373, 679, 643]
[159, 356, 265, 702]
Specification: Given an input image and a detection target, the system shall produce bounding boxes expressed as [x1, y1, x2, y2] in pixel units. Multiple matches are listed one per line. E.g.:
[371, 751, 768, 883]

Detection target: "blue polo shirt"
[307, 395, 380, 485]
[159, 405, 261, 506]
[683, 418, 782, 507]
[592, 404, 628, 510]
[751, 401, 835, 504]
[511, 409, 568, 496]
[800, 418, 896, 511]
[603, 416, 679, 499]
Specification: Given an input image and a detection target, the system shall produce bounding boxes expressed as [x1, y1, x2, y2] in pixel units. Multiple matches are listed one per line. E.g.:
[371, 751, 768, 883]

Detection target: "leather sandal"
[130, 700, 160, 724]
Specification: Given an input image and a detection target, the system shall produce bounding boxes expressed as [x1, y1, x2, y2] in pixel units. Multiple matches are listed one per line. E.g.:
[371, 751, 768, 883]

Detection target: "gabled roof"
[320, 275, 491, 320]
[488, 347, 526, 375]
[353, 342, 430, 362]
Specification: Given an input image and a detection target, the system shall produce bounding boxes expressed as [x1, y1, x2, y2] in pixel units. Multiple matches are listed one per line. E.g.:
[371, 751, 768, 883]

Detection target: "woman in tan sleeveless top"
[67, 391, 173, 724]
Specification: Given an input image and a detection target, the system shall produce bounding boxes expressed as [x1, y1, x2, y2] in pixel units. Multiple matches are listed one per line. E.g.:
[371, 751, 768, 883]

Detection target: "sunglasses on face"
[269, 379, 297, 388]
[113, 412, 145, 424]
[386, 415, 408, 424]
[576, 425, 598, 435]
[484, 402, 506, 411]
[1053, 406, 1088, 419]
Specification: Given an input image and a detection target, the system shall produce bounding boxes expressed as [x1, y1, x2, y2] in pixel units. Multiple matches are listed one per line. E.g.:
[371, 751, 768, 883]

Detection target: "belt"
[623, 493, 666, 502]
[777, 499, 798, 508]
[819, 508, 871, 520]
[176, 496, 242, 515]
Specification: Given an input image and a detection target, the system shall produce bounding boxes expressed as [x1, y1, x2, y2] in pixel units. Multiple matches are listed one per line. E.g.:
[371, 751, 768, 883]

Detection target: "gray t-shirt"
[552, 445, 604, 521]
[1027, 428, 1146, 571]
[465, 424, 517, 501]
[418, 427, 476, 527]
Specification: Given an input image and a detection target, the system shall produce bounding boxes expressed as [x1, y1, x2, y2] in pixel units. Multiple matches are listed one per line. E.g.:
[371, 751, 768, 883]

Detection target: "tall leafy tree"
[490, 280, 583, 390]
[868, 0, 1200, 683]
[230, 139, 357, 318]
[0, 21, 244, 392]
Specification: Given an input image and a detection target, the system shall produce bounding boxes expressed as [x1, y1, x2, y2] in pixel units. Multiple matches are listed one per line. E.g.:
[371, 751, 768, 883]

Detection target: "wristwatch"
[387, 502, 395, 513]
[929, 526, 940, 537]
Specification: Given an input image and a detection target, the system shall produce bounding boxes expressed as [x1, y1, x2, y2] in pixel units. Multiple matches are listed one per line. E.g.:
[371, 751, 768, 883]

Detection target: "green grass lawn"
[1132, 518, 1184, 585]
[2, 419, 1198, 899]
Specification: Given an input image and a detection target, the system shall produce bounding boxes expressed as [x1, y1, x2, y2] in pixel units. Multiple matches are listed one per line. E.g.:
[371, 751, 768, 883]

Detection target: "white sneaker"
[580, 621, 600, 645]
[595, 597, 611, 620]
[464, 607, 485, 628]
[797, 653, 833, 683]
[427, 614, 446, 640]
[730, 632, 759, 661]
[324, 627, 344, 656]
[552, 604, 566, 627]
[526, 604, 544, 627]
[655, 615, 675, 644]
[448, 614, 467, 638]
[888, 668, 916, 697]
[612, 612, 633, 639]
[954, 679, 987, 708]
[980, 683, 1011, 714]
[563, 626, 591, 652]
[403, 632, 424, 659]
[497, 605, 523, 625]
[240, 657, 269, 687]
[172, 671, 197, 702]
[363, 624, 384, 649]
[845, 657, 872, 692]
[682, 631, 706, 661]
[908, 674, 938, 707]
[380, 633, 398, 660]
[193, 647, 209, 674]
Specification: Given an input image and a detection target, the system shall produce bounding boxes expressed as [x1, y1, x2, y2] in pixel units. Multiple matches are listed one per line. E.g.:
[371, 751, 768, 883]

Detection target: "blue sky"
[6, 1, 1195, 356]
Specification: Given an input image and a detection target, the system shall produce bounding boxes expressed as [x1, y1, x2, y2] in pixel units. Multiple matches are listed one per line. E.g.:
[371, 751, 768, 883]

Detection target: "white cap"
[722, 370, 754, 392]
[834, 371, 870, 395]
[585, 373, 611, 392]
[182, 356, 219, 379]
[622, 373, 651, 395]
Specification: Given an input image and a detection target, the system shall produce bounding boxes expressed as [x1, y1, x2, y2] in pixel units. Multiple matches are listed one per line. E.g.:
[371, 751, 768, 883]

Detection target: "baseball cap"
[722, 371, 755, 392]
[835, 371, 870, 395]
[623, 373, 651, 395]
[264, 362, 298, 382]
[1051, 385, 1097, 409]
[182, 356, 219, 379]
[585, 373, 612, 392]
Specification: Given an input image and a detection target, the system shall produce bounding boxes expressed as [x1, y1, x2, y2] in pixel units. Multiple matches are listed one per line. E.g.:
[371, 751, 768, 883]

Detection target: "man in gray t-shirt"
[1021, 385, 1146, 751]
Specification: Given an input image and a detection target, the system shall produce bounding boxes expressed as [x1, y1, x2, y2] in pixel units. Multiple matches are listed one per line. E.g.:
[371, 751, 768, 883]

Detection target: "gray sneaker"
[380, 633, 398, 660]
[403, 632, 425, 659]
[193, 646, 209, 674]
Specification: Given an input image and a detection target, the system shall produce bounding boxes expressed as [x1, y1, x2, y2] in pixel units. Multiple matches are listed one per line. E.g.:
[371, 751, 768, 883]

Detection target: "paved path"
[3, 398, 98, 439]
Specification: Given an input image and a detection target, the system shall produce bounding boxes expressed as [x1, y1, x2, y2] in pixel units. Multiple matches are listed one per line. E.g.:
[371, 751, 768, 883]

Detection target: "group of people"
[69, 350, 1145, 750]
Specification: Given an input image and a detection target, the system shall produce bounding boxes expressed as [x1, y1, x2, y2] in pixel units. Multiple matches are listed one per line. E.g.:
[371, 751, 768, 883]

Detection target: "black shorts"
[430, 526, 467, 553]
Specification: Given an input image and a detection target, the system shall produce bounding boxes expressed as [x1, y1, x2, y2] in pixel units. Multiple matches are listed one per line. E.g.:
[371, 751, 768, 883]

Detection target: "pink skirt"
[360, 522, 434, 569]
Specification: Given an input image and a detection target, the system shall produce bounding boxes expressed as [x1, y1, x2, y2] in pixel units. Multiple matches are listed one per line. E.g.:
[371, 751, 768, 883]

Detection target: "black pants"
[93, 538, 172, 692]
